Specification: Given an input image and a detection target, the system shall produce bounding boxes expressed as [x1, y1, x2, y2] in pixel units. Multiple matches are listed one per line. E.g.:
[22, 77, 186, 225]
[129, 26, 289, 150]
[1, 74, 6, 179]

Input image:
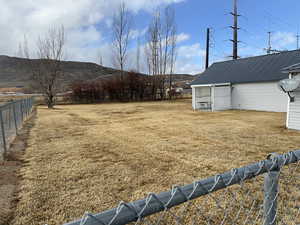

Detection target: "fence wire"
[63, 150, 300, 225]
[0, 97, 34, 160]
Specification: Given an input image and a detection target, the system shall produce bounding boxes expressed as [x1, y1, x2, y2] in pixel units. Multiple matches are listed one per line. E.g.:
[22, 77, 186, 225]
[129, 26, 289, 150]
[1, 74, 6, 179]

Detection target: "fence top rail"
[0, 97, 33, 110]
[64, 149, 300, 225]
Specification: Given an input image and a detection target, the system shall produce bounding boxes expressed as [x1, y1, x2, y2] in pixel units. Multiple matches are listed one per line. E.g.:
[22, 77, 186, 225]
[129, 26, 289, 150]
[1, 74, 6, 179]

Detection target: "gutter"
[191, 83, 231, 88]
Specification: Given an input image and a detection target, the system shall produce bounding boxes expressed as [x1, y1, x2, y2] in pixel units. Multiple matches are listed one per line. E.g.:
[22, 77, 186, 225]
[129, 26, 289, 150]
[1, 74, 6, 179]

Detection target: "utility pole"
[205, 28, 210, 69]
[265, 32, 282, 54]
[230, 0, 240, 60]
[267, 31, 272, 54]
[296, 32, 300, 50]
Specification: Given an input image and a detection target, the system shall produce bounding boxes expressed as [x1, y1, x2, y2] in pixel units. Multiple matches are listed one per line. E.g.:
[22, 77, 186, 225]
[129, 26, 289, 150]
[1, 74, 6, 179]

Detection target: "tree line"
[18, 2, 178, 108]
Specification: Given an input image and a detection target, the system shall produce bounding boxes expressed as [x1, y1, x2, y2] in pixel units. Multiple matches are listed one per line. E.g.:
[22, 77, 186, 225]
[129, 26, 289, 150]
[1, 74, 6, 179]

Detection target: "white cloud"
[118, 0, 185, 13]
[0, 0, 184, 65]
[0, 0, 207, 75]
[175, 63, 203, 75]
[177, 43, 205, 59]
[239, 46, 264, 58]
[176, 33, 190, 43]
[122, 32, 194, 73]
[129, 28, 148, 40]
[272, 31, 296, 50]
[175, 43, 206, 74]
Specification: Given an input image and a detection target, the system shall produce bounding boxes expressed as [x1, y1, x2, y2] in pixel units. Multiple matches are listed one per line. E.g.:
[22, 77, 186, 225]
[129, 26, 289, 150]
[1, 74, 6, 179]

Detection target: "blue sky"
[1, 0, 300, 74]
[165, 0, 300, 73]
[100, 0, 300, 74]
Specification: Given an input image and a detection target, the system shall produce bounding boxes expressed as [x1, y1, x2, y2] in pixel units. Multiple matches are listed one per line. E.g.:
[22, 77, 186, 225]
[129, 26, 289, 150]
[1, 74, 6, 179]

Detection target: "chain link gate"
[0, 97, 34, 160]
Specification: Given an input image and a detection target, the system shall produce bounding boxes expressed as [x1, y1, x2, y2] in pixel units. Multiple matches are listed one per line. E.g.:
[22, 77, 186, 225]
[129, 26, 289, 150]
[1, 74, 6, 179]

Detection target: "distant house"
[190, 50, 300, 112]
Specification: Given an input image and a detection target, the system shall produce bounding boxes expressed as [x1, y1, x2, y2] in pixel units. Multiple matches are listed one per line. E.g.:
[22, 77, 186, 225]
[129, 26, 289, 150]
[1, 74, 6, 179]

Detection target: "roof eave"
[191, 82, 231, 87]
[282, 69, 300, 74]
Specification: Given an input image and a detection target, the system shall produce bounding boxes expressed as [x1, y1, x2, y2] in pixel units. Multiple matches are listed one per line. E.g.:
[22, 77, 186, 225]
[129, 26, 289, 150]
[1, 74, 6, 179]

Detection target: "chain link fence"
[63, 150, 300, 225]
[0, 97, 34, 161]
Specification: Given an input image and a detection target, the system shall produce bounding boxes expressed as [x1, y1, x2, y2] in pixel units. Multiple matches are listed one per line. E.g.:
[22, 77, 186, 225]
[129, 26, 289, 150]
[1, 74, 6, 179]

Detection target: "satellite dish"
[278, 78, 300, 102]
[278, 78, 300, 93]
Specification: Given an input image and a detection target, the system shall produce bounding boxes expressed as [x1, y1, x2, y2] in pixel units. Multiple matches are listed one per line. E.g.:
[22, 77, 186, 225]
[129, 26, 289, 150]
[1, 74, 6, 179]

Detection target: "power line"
[208, 28, 232, 61]
[263, 10, 296, 31]
[263, 10, 299, 51]
[244, 10, 298, 50]
[297, 26, 300, 50]
[263, 31, 284, 54]
[239, 41, 264, 52]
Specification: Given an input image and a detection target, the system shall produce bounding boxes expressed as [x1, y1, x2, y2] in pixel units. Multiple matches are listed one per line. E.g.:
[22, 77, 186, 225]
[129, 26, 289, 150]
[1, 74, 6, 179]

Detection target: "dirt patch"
[0, 111, 36, 225]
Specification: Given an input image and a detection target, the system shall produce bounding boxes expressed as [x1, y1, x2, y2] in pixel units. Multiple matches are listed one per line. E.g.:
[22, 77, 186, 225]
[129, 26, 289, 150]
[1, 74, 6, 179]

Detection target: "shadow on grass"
[0, 109, 37, 225]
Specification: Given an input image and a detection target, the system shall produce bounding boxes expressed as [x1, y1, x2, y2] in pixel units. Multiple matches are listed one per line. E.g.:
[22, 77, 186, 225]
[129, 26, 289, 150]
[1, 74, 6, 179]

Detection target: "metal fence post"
[0, 110, 7, 160]
[8, 105, 12, 129]
[25, 99, 28, 118]
[264, 154, 280, 225]
[20, 100, 24, 121]
[12, 103, 18, 134]
[24, 99, 27, 118]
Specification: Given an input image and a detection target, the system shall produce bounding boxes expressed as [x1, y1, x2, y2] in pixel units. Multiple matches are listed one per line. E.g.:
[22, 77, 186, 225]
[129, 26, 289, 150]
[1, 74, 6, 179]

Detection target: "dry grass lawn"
[11, 99, 300, 225]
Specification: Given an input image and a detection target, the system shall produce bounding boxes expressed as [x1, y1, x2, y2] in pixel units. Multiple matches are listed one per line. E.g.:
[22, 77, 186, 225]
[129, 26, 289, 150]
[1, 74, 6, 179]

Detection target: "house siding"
[213, 86, 231, 111]
[232, 82, 288, 112]
[287, 74, 300, 130]
[287, 92, 300, 130]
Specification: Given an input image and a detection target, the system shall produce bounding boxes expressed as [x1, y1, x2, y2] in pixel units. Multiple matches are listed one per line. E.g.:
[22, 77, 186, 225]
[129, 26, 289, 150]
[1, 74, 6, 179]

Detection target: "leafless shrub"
[69, 72, 159, 103]
[21, 26, 66, 108]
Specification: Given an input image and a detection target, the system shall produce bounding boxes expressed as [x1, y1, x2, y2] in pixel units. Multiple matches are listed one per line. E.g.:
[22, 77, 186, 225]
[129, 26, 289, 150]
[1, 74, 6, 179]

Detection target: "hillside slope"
[0, 55, 195, 90]
[0, 55, 118, 88]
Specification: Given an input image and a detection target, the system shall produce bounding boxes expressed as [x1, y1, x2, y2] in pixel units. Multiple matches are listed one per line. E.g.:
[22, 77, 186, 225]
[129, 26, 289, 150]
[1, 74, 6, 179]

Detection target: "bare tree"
[32, 26, 66, 108]
[145, 6, 177, 100]
[169, 31, 177, 90]
[112, 2, 132, 77]
[167, 8, 177, 99]
[145, 10, 161, 99]
[147, 10, 161, 76]
[97, 49, 103, 66]
[136, 35, 141, 72]
[17, 35, 29, 58]
[16, 43, 23, 57]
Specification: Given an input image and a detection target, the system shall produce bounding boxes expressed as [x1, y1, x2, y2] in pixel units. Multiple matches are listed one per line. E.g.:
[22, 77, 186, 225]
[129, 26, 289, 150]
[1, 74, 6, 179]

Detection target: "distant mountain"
[0, 55, 195, 90]
[164, 74, 195, 83]
[0, 55, 118, 89]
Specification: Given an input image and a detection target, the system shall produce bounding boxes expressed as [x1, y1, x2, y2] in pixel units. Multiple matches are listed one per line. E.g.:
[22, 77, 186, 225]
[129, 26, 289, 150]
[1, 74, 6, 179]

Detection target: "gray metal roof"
[191, 50, 300, 86]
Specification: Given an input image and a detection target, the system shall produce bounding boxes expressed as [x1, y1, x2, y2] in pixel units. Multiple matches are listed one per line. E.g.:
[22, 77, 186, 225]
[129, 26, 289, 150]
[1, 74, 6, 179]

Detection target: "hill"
[0, 55, 119, 88]
[0, 55, 195, 90]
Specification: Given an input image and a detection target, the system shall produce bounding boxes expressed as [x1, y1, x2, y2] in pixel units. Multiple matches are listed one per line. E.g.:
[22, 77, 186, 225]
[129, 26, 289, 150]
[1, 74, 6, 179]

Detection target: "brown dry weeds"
[11, 99, 300, 225]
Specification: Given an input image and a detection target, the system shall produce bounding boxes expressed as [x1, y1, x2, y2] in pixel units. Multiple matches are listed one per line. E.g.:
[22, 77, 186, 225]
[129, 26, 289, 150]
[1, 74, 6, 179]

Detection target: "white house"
[280, 63, 300, 130]
[191, 50, 300, 112]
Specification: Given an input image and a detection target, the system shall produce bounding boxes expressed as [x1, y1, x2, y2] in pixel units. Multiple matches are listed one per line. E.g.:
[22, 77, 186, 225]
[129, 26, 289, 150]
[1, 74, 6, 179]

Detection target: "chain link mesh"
[64, 151, 300, 225]
[0, 98, 34, 160]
